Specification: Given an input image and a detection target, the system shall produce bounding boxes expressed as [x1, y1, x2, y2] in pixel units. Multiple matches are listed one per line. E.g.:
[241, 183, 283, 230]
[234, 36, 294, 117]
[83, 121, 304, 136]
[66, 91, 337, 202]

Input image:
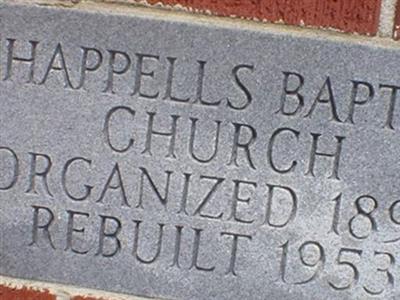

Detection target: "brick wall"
[15, 0, 400, 37]
[120, 0, 399, 38]
[141, 0, 383, 35]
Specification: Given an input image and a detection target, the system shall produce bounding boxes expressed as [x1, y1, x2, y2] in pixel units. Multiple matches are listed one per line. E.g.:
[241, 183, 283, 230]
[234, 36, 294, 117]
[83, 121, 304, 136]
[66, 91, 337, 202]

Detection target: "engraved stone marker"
[1, 3, 400, 300]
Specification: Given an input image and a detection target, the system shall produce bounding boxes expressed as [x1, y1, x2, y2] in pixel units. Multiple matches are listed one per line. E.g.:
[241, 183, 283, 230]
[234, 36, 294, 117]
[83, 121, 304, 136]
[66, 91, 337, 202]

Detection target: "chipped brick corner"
[0, 284, 56, 300]
[0, 276, 149, 300]
[393, 0, 400, 38]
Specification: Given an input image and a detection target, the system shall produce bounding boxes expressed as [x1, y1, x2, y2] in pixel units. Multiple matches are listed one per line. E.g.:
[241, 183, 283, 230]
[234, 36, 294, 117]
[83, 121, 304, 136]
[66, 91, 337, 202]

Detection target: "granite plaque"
[1, 3, 400, 300]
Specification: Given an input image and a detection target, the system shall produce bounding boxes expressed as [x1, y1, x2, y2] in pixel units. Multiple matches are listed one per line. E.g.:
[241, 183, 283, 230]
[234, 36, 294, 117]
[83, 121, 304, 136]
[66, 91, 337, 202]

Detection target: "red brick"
[394, 0, 400, 39]
[141, 0, 382, 35]
[0, 284, 56, 300]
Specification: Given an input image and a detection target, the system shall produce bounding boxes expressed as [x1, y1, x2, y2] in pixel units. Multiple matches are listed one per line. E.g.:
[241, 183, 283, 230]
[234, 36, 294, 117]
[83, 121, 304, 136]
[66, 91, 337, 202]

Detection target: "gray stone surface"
[1, 3, 400, 300]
